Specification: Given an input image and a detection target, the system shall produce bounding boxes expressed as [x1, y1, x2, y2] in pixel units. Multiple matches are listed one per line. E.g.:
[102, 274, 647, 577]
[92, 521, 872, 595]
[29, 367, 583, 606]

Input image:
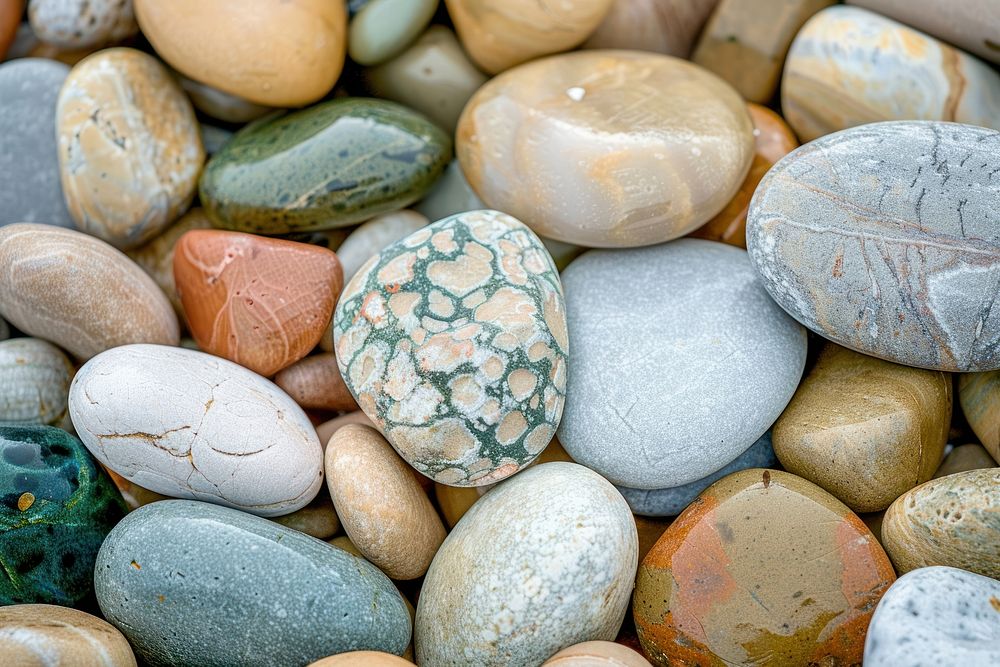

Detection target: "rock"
[633, 515, 672, 564]
[881, 468, 1000, 578]
[333, 210, 569, 487]
[349, 0, 438, 66]
[134, 0, 346, 107]
[863, 566, 1000, 667]
[329, 535, 364, 558]
[634, 469, 895, 666]
[275, 353, 357, 412]
[29, 0, 137, 49]
[618, 430, 777, 516]
[0, 339, 74, 426]
[0, 317, 8, 341]
[544, 641, 651, 666]
[68, 344, 323, 517]
[310, 653, 413, 666]
[316, 411, 379, 449]
[0, 604, 136, 667]
[201, 98, 451, 235]
[103, 467, 168, 511]
[416, 463, 637, 665]
[0, 224, 179, 360]
[959, 371, 1000, 463]
[0, 59, 74, 228]
[457, 51, 754, 247]
[0, 425, 126, 606]
[0, 0, 21, 59]
[177, 73, 275, 124]
[174, 229, 343, 376]
[414, 160, 485, 226]
[559, 239, 805, 489]
[96, 500, 411, 666]
[199, 123, 232, 156]
[365, 25, 487, 135]
[326, 424, 446, 579]
[782, 6, 1000, 142]
[934, 443, 997, 478]
[337, 210, 430, 285]
[583, 0, 718, 57]
[773, 344, 951, 512]
[271, 493, 341, 540]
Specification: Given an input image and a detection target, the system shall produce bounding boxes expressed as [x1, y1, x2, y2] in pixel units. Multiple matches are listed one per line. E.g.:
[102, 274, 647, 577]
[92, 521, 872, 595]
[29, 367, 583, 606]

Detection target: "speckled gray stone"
[559, 239, 806, 489]
[0, 59, 74, 228]
[864, 566, 1000, 667]
[617, 430, 777, 516]
[747, 121, 1000, 372]
[95, 500, 411, 667]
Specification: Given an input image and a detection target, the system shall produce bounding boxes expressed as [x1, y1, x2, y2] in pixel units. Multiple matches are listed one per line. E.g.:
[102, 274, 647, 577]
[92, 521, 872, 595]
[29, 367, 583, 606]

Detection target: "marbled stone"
[959, 371, 1000, 463]
[560, 240, 805, 489]
[0, 425, 126, 606]
[0, 224, 179, 360]
[349, 0, 438, 66]
[882, 468, 1000, 578]
[29, 0, 137, 49]
[457, 50, 754, 248]
[310, 653, 413, 667]
[178, 74, 275, 124]
[275, 353, 357, 413]
[68, 344, 323, 516]
[0, 339, 74, 426]
[271, 493, 341, 540]
[634, 469, 895, 666]
[96, 500, 411, 666]
[864, 566, 1000, 667]
[782, 6, 1000, 142]
[334, 210, 568, 487]
[0, 0, 21, 59]
[544, 641, 652, 666]
[583, 0, 718, 57]
[416, 463, 637, 666]
[0, 604, 137, 667]
[935, 443, 997, 478]
[201, 98, 451, 235]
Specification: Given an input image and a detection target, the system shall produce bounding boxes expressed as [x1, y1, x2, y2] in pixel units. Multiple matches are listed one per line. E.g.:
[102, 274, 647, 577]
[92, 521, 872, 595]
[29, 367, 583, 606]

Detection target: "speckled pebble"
[0, 338, 74, 426]
[29, 0, 137, 49]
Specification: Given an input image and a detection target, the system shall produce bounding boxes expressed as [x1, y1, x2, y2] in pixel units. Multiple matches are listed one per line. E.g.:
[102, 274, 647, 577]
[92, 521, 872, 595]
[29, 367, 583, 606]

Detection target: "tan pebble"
[0, 603, 137, 667]
[934, 444, 998, 479]
[958, 371, 1000, 464]
[583, 0, 718, 57]
[328, 535, 364, 558]
[275, 353, 358, 412]
[0, 338, 74, 425]
[309, 652, 413, 666]
[316, 411, 378, 449]
[272, 492, 341, 539]
[543, 640, 652, 666]
[434, 482, 489, 528]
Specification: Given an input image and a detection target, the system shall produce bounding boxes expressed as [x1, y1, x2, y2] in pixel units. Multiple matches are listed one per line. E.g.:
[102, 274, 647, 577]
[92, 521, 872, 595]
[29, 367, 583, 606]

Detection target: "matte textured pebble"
[959, 371, 1000, 463]
[310, 652, 413, 666]
[934, 443, 997, 478]
[583, 0, 718, 57]
[0, 339, 74, 426]
[0, 604, 137, 667]
[271, 493, 341, 540]
[543, 641, 651, 666]
[178, 74, 275, 125]
[29, 0, 137, 49]
[414, 160, 485, 225]
[338, 210, 429, 284]
[349, 0, 438, 66]
[274, 353, 358, 413]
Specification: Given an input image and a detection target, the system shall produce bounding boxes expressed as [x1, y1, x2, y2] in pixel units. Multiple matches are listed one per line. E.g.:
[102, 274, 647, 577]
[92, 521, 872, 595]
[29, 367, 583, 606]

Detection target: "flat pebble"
[959, 371, 1000, 463]
[0, 338, 74, 426]
[274, 353, 357, 413]
[0, 604, 136, 667]
[29, 0, 137, 49]
[583, 0, 717, 57]
[349, 0, 438, 66]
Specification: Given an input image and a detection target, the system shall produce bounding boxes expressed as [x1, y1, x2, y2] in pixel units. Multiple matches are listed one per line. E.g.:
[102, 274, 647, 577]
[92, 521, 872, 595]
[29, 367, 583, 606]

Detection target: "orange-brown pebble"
[0, 0, 22, 59]
[328, 535, 364, 558]
[274, 352, 358, 412]
[543, 641, 652, 666]
[309, 652, 413, 666]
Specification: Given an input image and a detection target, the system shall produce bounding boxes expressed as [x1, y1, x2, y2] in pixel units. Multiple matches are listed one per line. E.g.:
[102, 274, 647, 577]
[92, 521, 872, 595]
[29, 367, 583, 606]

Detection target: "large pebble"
[29, 0, 137, 49]
[583, 0, 717, 57]
[416, 463, 637, 666]
[68, 344, 323, 517]
[349, 0, 438, 66]
[0, 338, 74, 426]
[560, 239, 805, 489]
[0, 604, 136, 667]
[96, 500, 411, 666]
[959, 371, 1000, 463]
[747, 121, 1000, 372]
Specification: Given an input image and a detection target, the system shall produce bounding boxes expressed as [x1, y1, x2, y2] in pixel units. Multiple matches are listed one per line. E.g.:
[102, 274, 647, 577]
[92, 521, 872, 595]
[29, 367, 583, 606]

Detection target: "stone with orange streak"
[174, 229, 343, 377]
[274, 352, 357, 413]
[634, 469, 895, 666]
[0, 0, 21, 59]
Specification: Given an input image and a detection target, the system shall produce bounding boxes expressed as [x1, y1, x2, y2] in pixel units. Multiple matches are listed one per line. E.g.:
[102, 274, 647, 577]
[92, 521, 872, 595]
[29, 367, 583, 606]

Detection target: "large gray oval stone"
[748, 120, 1000, 372]
[95, 500, 411, 666]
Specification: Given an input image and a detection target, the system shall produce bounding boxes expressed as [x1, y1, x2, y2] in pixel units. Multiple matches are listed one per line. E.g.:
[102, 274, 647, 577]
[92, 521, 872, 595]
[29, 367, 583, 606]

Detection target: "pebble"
[316, 411, 379, 448]
[0, 604, 137, 667]
[68, 344, 323, 517]
[634, 515, 672, 564]
[0, 338, 74, 426]
[310, 653, 414, 667]
[959, 371, 1000, 463]
[329, 535, 365, 558]
[773, 343, 951, 512]
[782, 6, 1000, 142]
[747, 121, 1000, 372]
[0, 425, 126, 606]
[349, 0, 438, 66]
[0, 0, 21, 59]
[543, 641, 651, 666]
[95, 500, 411, 666]
[337, 210, 430, 285]
[559, 239, 805, 489]
[881, 468, 1000, 578]
[104, 468, 168, 511]
[0, 224, 179, 360]
[200, 98, 451, 235]
[275, 353, 358, 413]
[177, 73, 275, 125]
[415, 463, 637, 666]
[634, 469, 895, 666]
[334, 210, 568, 487]
[174, 230, 344, 377]
[28, 0, 137, 49]
[934, 443, 997, 478]
[414, 160, 486, 225]
[864, 566, 1000, 667]
[583, 0, 718, 57]
[271, 493, 341, 540]
[0, 58, 74, 229]
[457, 50, 754, 247]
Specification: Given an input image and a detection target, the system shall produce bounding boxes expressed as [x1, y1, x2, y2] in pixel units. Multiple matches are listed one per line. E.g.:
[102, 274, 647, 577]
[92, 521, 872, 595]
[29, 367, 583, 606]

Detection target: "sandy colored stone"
[934, 443, 997, 478]
[134, 0, 346, 107]
[0, 224, 179, 360]
[583, 0, 718, 57]
[57, 48, 204, 249]
[458, 51, 754, 248]
[544, 641, 651, 666]
[275, 353, 357, 413]
[959, 371, 1000, 463]
[0, 604, 136, 667]
[0, 0, 21, 59]
[316, 411, 379, 449]
[29, 0, 137, 49]
[0, 338, 74, 426]
[773, 343, 951, 513]
[328, 535, 364, 557]
[310, 652, 413, 666]
[272, 492, 341, 540]
[882, 468, 1000, 579]
[177, 74, 275, 124]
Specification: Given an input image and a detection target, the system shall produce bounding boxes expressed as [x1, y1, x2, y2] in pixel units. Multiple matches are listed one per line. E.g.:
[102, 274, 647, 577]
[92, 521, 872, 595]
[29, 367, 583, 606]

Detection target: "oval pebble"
[29, 0, 137, 49]
[337, 209, 429, 284]
[0, 338, 74, 426]
[934, 443, 997, 478]
[582, 0, 717, 57]
[274, 353, 357, 413]
[543, 641, 651, 666]
[0, 604, 136, 667]
[177, 73, 275, 125]
[958, 370, 1000, 463]
[349, 0, 438, 66]
[310, 652, 413, 666]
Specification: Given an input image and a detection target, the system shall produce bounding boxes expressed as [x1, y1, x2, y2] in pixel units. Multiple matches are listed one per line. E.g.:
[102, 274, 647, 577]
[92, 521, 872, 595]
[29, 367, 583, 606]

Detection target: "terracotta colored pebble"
[274, 353, 358, 412]
[958, 371, 1000, 463]
[310, 652, 413, 666]
[0, 0, 21, 59]
[583, 0, 718, 57]
[174, 229, 343, 377]
[316, 411, 379, 450]
[0, 604, 137, 667]
[933, 443, 997, 478]
[544, 641, 652, 666]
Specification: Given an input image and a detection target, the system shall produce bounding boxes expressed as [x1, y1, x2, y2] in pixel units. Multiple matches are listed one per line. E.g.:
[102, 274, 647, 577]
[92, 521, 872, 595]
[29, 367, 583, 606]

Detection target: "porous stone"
[349, 0, 438, 66]
[0, 339, 74, 426]
[959, 371, 1000, 463]
[583, 0, 718, 57]
[0, 604, 137, 667]
[275, 353, 357, 413]
[934, 443, 997, 478]
[29, 0, 137, 49]
[544, 641, 652, 666]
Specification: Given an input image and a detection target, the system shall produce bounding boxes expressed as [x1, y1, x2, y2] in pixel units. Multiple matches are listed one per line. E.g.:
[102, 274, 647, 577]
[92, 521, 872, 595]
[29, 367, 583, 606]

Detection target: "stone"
[316, 411, 379, 449]
[634, 469, 895, 666]
[634, 515, 672, 564]
[0, 339, 74, 426]
[365, 25, 488, 135]
[338, 210, 430, 285]
[333, 210, 569, 487]
[934, 443, 997, 478]
[96, 500, 411, 666]
[416, 463, 637, 665]
[349, 0, 438, 66]
[326, 424, 446, 579]
[275, 353, 358, 413]
[0, 425, 126, 606]
[134, 0, 346, 107]
[881, 468, 1000, 578]
[414, 160, 485, 226]
[271, 493, 341, 540]
[56, 48, 203, 249]
[863, 566, 1000, 667]
[28, 0, 137, 49]
[747, 121, 1000, 372]
[103, 467, 168, 511]
[199, 123, 232, 156]
[457, 51, 754, 247]
[618, 430, 777, 517]
[201, 98, 451, 235]
[0, 604, 137, 667]
[583, 0, 718, 57]
[0, 224, 179, 360]
[959, 371, 1000, 463]
[177, 73, 275, 124]
[310, 653, 413, 667]
[560, 240, 805, 489]
[544, 641, 652, 666]
[174, 229, 343, 376]
[0, 59, 74, 228]
[0, 0, 21, 59]
[773, 344, 952, 512]
[782, 6, 1000, 142]
[329, 535, 364, 558]
[68, 344, 323, 517]
[691, 0, 835, 103]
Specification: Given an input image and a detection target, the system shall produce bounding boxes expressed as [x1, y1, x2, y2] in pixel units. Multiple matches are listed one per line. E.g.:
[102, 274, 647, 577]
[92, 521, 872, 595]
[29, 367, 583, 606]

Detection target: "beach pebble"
[177, 74, 275, 125]
[337, 210, 429, 285]
[0, 604, 136, 667]
[583, 0, 718, 57]
[934, 443, 997, 478]
[959, 371, 1000, 463]
[349, 0, 438, 66]
[28, 0, 137, 49]
[0, 339, 74, 426]
[544, 641, 651, 666]
[0, 1, 21, 59]
[310, 652, 413, 666]
[414, 160, 486, 225]
[316, 411, 379, 449]
[274, 353, 357, 413]
[271, 493, 341, 540]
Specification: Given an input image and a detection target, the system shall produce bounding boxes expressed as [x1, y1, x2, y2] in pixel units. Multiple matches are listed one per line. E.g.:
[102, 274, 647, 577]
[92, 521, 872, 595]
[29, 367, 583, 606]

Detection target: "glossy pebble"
[959, 371, 1000, 463]
[29, 0, 137, 49]
[275, 353, 357, 413]
[0, 604, 136, 667]
[349, 0, 438, 66]
[583, 0, 718, 57]
[543, 641, 651, 666]
[0, 339, 74, 426]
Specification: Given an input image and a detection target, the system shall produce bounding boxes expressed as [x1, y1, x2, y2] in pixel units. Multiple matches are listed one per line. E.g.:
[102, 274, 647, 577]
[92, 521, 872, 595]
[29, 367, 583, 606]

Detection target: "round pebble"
[543, 641, 651, 666]
[336, 209, 429, 285]
[0, 338, 74, 426]
[29, 0, 137, 49]
[349, 0, 438, 66]
[583, 0, 717, 57]
[274, 353, 358, 413]
[0, 604, 137, 667]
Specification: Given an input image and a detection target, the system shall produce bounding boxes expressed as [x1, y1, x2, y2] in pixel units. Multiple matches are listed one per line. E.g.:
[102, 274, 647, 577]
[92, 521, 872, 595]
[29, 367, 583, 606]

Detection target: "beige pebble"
[543, 641, 651, 666]
[316, 411, 378, 448]
[272, 492, 341, 539]
[274, 353, 358, 413]
[0, 603, 137, 667]
[0, 338, 74, 425]
[177, 73, 275, 124]
[934, 444, 998, 479]
[328, 535, 364, 558]
[309, 652, 413, 666]
[584, 0, 718, 57]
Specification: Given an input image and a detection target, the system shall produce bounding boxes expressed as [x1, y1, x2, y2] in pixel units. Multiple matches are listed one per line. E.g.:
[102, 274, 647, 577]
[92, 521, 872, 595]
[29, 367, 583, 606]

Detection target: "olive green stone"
[0, 425, 126, 606]
[200, 98, 451, 234]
